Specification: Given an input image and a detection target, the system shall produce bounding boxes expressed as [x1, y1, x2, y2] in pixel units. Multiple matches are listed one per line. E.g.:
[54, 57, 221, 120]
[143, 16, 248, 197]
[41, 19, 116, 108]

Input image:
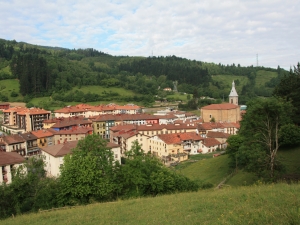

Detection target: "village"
[0, 81, 242, 183]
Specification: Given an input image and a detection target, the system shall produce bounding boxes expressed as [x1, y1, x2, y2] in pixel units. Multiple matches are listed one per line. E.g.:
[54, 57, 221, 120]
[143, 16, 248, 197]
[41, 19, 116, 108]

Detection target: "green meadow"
[1, 142, 300, 224]
[0, 79, 22, 102]
[2, 183, 299, 225]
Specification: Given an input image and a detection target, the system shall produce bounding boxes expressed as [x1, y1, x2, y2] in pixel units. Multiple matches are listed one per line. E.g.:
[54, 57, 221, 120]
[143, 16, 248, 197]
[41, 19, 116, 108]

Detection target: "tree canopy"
[227, 97, 294, 179]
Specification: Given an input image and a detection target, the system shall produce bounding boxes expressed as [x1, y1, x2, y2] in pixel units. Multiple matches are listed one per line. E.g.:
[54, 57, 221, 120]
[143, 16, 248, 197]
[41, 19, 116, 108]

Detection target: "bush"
[10, 91, 18, 97]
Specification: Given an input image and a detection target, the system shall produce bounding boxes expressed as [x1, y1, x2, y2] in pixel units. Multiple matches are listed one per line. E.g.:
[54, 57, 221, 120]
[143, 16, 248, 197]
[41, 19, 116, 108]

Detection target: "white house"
[41, 140, 121, 177]
[199, 138, 222, 154]
[0, 151, 25, 184]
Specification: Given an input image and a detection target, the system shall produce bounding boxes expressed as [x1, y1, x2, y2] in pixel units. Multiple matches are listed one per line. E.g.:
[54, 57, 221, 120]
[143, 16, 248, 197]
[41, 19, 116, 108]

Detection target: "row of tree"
[0, 135, 200, 219]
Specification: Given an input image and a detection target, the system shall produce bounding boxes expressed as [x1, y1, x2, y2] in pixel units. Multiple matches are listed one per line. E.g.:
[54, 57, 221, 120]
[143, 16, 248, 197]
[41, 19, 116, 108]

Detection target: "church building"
[200, 81, 240, 123]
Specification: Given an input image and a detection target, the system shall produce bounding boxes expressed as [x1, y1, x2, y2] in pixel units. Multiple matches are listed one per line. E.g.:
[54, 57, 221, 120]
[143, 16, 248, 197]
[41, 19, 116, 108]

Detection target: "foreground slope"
[2, 183, 300, 225]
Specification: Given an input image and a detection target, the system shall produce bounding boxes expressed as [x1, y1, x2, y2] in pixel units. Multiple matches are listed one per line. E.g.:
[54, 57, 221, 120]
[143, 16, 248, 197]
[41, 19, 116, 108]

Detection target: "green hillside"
[255, 70, 278, 86]
[176, 146, 300, 188]
[0, 38, 287, 108]
[0, 79, 22, 102]
[2, 183, 299, 225]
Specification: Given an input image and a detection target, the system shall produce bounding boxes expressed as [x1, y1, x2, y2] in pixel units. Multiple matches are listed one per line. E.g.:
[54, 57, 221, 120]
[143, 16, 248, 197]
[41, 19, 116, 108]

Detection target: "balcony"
[28, 144, 38, 148]
[27, 147, 40, 153]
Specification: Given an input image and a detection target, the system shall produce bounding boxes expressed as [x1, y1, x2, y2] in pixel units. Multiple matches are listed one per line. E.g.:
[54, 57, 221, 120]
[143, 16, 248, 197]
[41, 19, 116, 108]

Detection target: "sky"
[1, 0, 299, 69]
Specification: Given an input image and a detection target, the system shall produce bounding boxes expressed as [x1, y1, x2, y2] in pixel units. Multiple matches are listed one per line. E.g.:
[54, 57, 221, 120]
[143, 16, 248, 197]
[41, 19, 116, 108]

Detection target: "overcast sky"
[1, 0, 299, 69]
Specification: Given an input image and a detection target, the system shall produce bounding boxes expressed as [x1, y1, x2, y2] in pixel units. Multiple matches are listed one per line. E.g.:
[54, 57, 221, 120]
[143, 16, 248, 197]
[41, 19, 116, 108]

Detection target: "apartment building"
[2, 107, 51, 132]
[48, 127, 93, 144]
[54, 103, 141, 118]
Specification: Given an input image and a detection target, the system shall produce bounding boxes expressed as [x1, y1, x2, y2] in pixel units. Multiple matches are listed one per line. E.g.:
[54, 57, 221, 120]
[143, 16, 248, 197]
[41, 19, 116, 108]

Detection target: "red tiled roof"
[0, 151, 25, 166]
[51, 119, 92, 128]
[207, 131, 231, 138]
[202, 138, 221, 147]
[41, 140, 78, 157]
[106, 142, 120, 148]
[55, 103, 140, 114]
[3, 106, 27, 113]
[17, 108, 51, 115]
[43, 116, 86, 124]
[2, 134, 25, 144]
[20, 132, 38, 141]
[48, 127, 93, 135]
[201, 103, 239, 110]
[138, 123, 197, 131]
[118, 130, 139, 139]
[93, 113, 159, 122]
[54, 106, 87, 113]
[158, 132, 203, 145]
[31, 129, 54, 138]
[110, 124, 137, 132]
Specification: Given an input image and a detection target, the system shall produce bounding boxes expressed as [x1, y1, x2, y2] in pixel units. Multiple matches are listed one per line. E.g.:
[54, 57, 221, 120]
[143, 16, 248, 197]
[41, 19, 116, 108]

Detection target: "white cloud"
[0, 0, 299, 68]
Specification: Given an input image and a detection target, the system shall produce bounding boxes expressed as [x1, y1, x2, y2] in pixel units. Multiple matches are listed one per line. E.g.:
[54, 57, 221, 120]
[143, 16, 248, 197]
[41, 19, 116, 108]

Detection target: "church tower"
[229, 80, 238, 105]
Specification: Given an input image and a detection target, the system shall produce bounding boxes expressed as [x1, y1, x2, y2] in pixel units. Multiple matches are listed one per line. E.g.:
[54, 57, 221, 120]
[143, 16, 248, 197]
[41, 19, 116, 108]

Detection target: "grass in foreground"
[177, 155, 231, 186]
[2, 183, 300, 225]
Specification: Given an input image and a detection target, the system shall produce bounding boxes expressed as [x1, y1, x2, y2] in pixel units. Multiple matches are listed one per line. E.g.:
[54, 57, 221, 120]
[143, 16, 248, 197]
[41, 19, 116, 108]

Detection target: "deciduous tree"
[235, 98, 294, 178]
[59, 134, 120, 204]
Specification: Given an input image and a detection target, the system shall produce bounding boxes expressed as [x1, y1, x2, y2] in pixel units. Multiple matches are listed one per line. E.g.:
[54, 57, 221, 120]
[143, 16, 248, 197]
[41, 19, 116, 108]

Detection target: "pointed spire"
[229, 80, 238, 97]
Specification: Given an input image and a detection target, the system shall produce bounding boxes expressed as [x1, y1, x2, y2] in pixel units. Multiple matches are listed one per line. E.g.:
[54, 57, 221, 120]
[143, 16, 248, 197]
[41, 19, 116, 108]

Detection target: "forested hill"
[0, 38, 289, 106]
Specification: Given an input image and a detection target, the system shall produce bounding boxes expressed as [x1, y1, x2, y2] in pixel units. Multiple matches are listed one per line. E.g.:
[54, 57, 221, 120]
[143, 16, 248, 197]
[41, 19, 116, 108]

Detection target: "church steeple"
[229, 80, 238, 105]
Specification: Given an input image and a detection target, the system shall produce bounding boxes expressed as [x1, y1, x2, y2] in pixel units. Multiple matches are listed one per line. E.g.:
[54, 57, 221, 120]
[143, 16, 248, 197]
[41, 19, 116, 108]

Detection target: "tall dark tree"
[228, 97, 294, 179]
[273, 62, 300, 125]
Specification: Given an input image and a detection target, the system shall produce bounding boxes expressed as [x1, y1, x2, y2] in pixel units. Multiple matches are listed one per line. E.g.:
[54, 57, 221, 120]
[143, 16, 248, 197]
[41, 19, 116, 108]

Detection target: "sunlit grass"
[2, 183, 300, 225]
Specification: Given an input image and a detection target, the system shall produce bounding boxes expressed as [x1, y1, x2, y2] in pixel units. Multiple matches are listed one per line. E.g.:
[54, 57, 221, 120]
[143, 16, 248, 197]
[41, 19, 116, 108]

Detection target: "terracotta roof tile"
[93, 113, 159, 122]
[41, 140, 78, 157]
[41, 140, 120, 157]
[51, 118, 92, 128]
[201, 103, 239, 110]
[20, 132, 38, 141]
[3, 106, 27, 113]
[0, 151, 25, 166]
[2, 134, 25, 144]
[106, 142, 120, 148]
[202, 138, 221, 147]
[47, 127, 93, 135]
[17, 108, 51, 115]
[207, 131, 231, 138]
[158, 132, 203, 144]
[31, 129, 54, 138]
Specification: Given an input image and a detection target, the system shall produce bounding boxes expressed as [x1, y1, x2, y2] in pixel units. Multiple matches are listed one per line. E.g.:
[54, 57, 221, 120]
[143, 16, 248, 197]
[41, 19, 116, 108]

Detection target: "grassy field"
[2, 183, 300, 225]
[0, 79, 22, 102]
[28, 85, 143, 110]
[174, 146, 300, 188]
[255, 70, 277, 87]
[71, 86, 139, 97]
[176, 155, 232, 186]
[165, 92, 189, 101]
[211, 75, 248, 93]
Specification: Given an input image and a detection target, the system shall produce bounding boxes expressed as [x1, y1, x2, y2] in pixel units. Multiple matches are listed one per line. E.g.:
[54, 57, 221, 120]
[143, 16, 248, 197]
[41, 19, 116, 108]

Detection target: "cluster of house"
[0, 81, 243, 184]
